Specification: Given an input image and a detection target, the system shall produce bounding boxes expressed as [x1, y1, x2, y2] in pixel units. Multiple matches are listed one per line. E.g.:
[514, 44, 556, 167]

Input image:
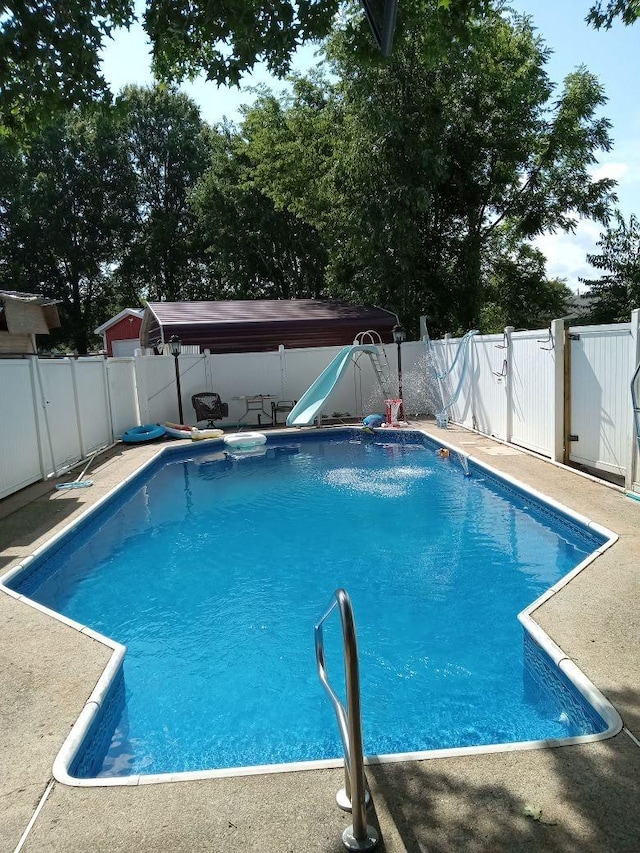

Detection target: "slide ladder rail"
[368, 350, 393, 399]
[354, 330, 393, 398]
[315, 589, 378, 852]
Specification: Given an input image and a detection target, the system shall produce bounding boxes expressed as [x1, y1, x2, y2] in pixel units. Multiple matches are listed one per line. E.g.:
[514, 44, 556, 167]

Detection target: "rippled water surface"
[19, 433, 605, 776]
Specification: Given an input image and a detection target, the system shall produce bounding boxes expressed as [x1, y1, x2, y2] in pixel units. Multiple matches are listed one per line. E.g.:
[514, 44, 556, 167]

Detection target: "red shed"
[94, 309, 144, 356]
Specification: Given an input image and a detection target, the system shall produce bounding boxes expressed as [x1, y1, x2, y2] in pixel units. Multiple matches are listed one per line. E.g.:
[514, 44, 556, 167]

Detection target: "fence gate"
[568, 323, 634, 479]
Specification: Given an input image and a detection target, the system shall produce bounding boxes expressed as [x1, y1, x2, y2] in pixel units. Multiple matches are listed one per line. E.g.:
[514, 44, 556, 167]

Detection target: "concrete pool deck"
[0, 422, 638, 853]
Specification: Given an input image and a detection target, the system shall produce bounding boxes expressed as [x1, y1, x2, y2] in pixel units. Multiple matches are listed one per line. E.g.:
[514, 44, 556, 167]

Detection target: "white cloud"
[590, 162, 630, 183]
[532, 220, 604, 291]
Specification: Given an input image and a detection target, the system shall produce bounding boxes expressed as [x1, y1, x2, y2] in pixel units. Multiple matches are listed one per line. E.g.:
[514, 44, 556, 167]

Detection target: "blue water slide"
[286, 344, 379, 427]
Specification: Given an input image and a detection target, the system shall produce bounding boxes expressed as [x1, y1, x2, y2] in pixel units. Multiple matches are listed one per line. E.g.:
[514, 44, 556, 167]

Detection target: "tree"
[210, 3, 615, 336]
[0, 0, 133, 132]
[581, 211, 640, 323]
[2, 0, 500, 138]
[111, 85, 212, 302]
[479, 235, 571, 332]
[587, 1, 640, 28]
[0, 0, 341, 134]
[1, 109, 136, 352]
[315, 2, 616, 335]
[192, 121, 328, 300]
[145, 0, 340, 86]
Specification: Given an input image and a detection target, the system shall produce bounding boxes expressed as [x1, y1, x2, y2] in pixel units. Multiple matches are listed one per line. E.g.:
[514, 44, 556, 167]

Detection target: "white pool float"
[223, 432, 267, 451]
[191, 427, 225, 441]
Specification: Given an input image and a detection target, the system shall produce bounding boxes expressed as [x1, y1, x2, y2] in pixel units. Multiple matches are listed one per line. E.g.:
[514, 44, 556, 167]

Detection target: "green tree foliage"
[0, 86, 216, 350]
[480, 235, 571, 332]
[1, 0, 630, 139]
[0, 0, 133, 132]
[0, 0, 342, 135]
[0, 109, 136, 353]
[1, 0, 489, 137]
[112, 86, 212, 302]
[239, 78, 340, 236]
[581, 211, 640, 322]
[587, 1, 640, 28]
[145, 0, 340, 86]
[265, 2, 615, 336]
[192, 120, 328, 300]
[0, 2, 621, 348]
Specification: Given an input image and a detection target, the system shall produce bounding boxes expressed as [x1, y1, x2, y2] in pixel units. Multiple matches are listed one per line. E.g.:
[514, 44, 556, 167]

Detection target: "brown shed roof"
[140, 300, 398, 354]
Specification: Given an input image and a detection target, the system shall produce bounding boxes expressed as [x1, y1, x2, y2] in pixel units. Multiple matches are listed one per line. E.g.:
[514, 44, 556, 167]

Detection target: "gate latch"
[568, 434, 579, 442]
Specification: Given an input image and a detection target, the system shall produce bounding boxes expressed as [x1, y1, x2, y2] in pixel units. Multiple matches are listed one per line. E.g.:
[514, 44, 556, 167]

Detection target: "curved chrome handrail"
[354, 329, 383, 347]
[315, 589, 378, 851]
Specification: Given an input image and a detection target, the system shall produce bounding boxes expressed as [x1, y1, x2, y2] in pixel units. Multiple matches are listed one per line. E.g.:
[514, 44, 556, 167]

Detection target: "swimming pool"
[3, 429, 621, 783]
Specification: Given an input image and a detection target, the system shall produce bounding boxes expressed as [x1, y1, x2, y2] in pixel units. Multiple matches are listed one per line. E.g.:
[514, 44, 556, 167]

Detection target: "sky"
[100, 0, 640, 292]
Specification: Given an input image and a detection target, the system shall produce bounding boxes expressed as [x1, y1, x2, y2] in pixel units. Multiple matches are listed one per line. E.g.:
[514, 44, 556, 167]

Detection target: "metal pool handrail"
[315, 589, 378, 852]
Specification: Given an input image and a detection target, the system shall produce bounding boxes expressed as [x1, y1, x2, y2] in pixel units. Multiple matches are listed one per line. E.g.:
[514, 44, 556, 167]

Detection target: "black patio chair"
[191, 392, 229, 427]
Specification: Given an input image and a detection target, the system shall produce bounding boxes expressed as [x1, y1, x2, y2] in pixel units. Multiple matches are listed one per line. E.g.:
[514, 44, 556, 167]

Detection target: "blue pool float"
[362, 414, 386, 428]
[122, 424, 166, 444]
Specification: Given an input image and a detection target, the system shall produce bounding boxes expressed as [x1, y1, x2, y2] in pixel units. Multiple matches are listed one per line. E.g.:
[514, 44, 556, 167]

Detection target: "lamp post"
[169, 335, 184, 424]
[392, 324, 406, 421]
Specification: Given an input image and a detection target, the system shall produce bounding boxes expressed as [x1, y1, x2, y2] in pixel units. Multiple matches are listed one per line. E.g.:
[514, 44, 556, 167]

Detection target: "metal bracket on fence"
[495, 331, 510, 350]
[537, 327, 554, 351]
[493, 359, 508, 378]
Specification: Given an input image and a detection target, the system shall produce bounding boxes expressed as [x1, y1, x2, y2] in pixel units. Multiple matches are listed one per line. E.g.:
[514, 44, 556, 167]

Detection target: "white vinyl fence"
[0, 341, 430, 500]
[568, 321, 639, 481]
[429, 309, 640, 492]
[0, 357, 115, 499]
[1, 313, 638, 502]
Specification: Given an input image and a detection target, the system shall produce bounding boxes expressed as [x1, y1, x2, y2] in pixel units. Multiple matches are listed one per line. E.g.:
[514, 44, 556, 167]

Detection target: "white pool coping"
[0, 428, 623, 787]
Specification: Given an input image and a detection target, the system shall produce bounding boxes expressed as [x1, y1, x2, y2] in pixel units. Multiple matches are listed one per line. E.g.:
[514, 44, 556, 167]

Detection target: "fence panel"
[37, 359, 83, 473]
[106, 359, 138, 437]
[0, 360, 42, 498]
[469, 335, 508, 440]
[510, 331, 555, 457]
[429, 337, 472, 427]
[208, 350, 283, 425]
[74, 359, 112, 453]
[569, 323, 633, 477]
[139, 355, 209, 425]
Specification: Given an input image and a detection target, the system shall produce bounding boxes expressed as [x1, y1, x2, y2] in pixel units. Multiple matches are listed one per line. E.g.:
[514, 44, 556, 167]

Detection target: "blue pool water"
[11, 431, 607, 777]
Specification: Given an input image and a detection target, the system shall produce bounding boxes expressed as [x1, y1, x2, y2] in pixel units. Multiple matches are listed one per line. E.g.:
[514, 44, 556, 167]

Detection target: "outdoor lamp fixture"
[169, 335, 184, 424]
[392, 324, 406, 420]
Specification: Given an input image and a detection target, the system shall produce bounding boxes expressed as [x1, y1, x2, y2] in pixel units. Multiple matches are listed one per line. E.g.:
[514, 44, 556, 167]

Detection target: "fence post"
[504, 326, 514, 443]
[551, 318, 565, 464]
[102, 358, 115, 446]
[28, 355, 48, 480]
[69, 358, 87, 458]
[133, 354, 150, 425]
[626, 309, 640, 491]
[279, 344, 287, 399]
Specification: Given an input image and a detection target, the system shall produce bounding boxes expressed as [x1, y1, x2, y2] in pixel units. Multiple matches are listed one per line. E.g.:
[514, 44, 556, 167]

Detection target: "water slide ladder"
[315, 589, 378, 852]
[354, 330, 393, 399]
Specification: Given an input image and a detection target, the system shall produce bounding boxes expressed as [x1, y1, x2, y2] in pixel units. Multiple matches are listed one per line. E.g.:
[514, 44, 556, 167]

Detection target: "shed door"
[112, 338, 140, 357]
